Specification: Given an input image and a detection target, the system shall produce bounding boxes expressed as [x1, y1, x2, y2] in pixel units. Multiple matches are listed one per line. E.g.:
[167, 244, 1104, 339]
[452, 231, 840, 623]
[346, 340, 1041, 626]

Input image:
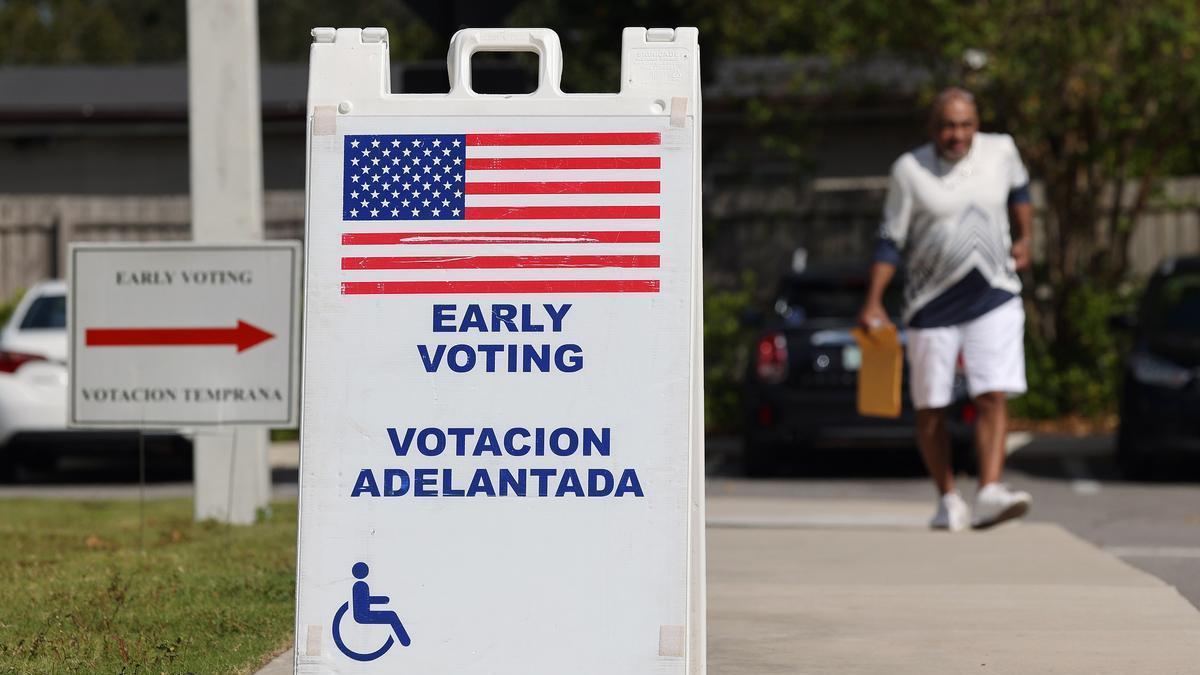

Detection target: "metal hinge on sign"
[361, 27, 387, 43]
[310, 26, 387, 44]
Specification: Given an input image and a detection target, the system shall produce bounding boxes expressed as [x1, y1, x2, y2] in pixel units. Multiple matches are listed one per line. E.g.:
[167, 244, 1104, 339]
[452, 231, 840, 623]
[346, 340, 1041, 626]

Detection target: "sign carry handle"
[446, 28, 563, 97]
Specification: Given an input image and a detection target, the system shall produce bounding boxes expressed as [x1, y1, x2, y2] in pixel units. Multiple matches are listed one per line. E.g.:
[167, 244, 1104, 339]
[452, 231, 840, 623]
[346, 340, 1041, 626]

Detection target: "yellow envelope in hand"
[850, 325, 903, 418]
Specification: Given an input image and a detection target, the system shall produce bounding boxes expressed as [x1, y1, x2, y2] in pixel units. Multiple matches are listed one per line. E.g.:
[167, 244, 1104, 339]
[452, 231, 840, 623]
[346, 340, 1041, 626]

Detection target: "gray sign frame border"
[67, 242, 301, 428]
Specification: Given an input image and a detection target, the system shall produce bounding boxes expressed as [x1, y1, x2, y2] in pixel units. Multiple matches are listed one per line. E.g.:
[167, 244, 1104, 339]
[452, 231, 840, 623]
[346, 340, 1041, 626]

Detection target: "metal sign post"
[294, 27, 705, 673]
[67, 243, 301, 525]
[186, 0, 273, 524]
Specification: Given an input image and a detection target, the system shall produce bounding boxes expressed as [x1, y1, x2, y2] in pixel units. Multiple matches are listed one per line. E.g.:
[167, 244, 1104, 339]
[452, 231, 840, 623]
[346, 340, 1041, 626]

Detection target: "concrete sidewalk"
[707, 497, 1200, 674]
[259, 496, 1200, 674]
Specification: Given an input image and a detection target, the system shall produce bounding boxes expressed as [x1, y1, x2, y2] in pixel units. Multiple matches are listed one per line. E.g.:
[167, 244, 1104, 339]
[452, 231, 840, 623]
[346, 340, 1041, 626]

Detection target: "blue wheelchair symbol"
[332, 562, 412, 662]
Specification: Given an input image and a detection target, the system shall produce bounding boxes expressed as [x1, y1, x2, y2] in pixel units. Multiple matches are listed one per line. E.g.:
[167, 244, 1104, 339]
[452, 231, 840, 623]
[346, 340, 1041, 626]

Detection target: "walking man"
[859, 87, 1033, 530]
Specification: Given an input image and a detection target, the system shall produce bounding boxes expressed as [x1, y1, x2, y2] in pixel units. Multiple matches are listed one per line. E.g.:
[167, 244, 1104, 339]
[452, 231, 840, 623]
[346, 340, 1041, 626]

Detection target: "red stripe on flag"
[466, 132, 661, 146]
[343, 255, 659, 270]
[342, 231, 661, 245]
[465, 206, 659, 220]
[464, 157, 660, 170]
[465, 181, 659, 195]
[342, 280, 661, 294]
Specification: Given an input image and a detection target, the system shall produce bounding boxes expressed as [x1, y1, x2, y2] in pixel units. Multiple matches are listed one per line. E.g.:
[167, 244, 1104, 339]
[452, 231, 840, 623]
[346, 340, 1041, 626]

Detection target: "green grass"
[268, 428, 298, 443]
[0, 499, 297, 674]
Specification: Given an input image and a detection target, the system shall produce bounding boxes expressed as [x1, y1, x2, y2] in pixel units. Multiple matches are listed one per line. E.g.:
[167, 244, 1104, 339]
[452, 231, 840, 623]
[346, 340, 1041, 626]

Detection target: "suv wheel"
[743, 438, 780, 477]
[951, 438, 977, 475]
[1116, 422, 1154, 479]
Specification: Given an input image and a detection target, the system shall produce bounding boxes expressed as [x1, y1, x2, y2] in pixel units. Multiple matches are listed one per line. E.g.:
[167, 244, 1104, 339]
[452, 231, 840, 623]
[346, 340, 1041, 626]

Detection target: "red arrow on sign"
[85, 320, 275, 353]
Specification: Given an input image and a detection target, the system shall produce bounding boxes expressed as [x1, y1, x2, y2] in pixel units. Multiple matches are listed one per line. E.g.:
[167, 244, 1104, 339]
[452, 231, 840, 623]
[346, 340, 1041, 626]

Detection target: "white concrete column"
[186, 0, 270, 524]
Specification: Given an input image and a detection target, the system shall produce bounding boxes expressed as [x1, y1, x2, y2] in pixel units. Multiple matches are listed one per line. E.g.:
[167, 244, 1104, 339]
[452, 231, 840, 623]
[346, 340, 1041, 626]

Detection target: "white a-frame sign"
[295, 26, 705, 674]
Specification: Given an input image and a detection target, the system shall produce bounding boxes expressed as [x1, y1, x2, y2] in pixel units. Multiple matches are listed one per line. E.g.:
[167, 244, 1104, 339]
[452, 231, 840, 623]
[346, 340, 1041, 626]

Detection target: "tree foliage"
[0, 0, 437, 64]
[737, 0, 1200, 417]
[257, 0, 436, 62]
[0, 0, 155, 63]
[808, 1, 1200, 287]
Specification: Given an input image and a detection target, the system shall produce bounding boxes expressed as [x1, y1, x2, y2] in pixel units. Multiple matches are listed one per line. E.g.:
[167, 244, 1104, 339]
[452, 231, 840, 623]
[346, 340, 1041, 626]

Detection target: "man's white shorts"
[906, 297, 1027, 410]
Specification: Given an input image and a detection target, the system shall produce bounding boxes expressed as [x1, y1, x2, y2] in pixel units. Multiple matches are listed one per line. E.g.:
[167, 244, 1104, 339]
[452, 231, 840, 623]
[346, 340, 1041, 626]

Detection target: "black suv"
[741, 263, 972, 475]
[1116, 256, 1200, 474]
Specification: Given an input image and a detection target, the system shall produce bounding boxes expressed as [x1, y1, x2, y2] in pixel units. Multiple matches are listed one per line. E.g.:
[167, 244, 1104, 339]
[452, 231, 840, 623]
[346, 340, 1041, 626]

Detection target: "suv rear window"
[19, 295, 66, 330]
[779, 278, 903, 320]
[1144, 273, 1200, 333]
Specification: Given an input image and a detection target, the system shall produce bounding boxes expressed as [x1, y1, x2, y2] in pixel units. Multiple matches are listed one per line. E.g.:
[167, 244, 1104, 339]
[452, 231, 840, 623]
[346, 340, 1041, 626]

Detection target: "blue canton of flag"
[343, 134, 467, 221]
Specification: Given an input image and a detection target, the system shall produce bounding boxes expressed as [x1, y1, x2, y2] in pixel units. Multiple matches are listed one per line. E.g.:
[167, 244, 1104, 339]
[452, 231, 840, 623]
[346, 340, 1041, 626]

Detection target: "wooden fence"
[2, 178, 1199, 302]
[702, 175, 1200, 291]
[0, 192, 305, 301]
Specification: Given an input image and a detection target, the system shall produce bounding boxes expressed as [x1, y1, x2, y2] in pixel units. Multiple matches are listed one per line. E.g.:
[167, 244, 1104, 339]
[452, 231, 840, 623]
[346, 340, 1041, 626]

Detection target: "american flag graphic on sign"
[339, 132, 663, 295]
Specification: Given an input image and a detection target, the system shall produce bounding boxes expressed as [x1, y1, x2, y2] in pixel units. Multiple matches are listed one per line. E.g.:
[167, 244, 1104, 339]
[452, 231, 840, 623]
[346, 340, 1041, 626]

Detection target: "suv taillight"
[756, 332, 788, 384]
[0, 350, 45, 374]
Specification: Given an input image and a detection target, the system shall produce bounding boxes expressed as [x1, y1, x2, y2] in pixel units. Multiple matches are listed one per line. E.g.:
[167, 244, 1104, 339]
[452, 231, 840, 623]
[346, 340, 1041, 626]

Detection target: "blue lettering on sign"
[476, 428, 500, 455]
[351, 469, 380, 497]
[414, 468, 437, 496]
[384, 468, 409, 497]
[422, 303, 582, 373]
[349, 467, 645, 499]
[505, 428, 530, 456]
[614, 468, 644, 497]
[555, 469, 585, 497]
[529, 468, 555, 497]
[387, 426, 610, 457]
[418, 429, 444, 456]
[588, 469, 614, 496]
[377, 301, 647, 502]
[416, 343, 583, 373]
[469, 470, 496, 497]
[499, 469, 525, 496]
[432, 303, 571, 333]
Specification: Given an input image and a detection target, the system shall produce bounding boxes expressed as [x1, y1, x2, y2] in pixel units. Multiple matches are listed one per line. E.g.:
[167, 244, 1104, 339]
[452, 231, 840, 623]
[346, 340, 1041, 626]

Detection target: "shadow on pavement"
[1006, 433, 1200, 484]
[5, 448, 193, 485]
[5, 452, 301, 488]
[709, 432, 1200, 483]
[1112, 459, 1200, 483]
[707, 436, 927, 478]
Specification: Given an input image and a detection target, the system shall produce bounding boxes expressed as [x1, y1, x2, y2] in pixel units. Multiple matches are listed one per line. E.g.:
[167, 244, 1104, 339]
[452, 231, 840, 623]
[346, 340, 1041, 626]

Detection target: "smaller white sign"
[69, 243, 301, 427]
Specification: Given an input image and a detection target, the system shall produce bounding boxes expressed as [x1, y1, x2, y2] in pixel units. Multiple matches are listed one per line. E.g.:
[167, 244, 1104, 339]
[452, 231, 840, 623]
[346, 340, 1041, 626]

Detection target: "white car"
[0, 280, 188, 478]
[0, 281, 69, 449]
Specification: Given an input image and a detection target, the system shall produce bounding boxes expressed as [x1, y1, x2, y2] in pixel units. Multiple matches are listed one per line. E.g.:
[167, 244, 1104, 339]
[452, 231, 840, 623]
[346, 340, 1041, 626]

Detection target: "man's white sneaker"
[972, 483, 1032, 529]
[930, 491, 970, 532]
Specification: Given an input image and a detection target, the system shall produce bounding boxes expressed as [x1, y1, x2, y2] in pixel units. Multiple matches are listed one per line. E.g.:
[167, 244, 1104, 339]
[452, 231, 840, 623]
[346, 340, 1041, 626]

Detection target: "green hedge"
[1012, 282, 1138, 420]
[0, 288, 24, 328]
[703, 273, 757, 434]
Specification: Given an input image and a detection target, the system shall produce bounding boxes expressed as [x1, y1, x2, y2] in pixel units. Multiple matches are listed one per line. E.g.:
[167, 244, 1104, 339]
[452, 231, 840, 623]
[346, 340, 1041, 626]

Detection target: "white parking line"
[1005, 431, 1033, 455]
[1105, 546, 1200, 559]
[707, 514, 928, 529]
[1061, 456, 1102, 495]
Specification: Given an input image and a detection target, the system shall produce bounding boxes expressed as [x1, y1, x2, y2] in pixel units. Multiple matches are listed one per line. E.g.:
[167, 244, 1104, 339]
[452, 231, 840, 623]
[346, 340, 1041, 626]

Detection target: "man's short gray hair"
[930, 87, 977, 125]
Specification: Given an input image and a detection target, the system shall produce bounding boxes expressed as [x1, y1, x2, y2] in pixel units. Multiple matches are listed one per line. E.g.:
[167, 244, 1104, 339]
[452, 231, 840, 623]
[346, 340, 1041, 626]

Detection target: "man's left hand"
[1011, 237, 1032, 271]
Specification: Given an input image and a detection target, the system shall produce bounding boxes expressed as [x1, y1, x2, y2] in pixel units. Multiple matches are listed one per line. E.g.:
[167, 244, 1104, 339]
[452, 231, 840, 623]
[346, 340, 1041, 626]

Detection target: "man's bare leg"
[916, 407, 954, 494]
[970, 390, 1030, 527]
[973, 391, 1008, 486]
